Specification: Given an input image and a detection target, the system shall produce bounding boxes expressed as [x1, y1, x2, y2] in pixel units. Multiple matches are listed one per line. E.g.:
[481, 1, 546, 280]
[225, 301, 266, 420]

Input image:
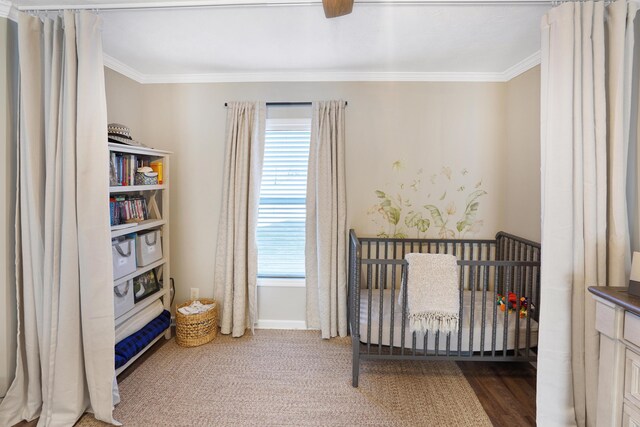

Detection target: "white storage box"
[114, 280, 134, 318]
[136, 230, 162, 267]
[112, 237, 136, 280]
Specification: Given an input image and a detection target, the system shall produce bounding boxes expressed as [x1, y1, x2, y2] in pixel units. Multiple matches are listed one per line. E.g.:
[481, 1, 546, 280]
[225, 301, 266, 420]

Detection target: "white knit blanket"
[402, 253, 460, 335]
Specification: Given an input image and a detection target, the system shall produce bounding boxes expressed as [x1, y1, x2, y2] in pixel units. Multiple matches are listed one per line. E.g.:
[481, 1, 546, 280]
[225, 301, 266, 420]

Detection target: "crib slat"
[446, 330, 451, 357]
[476, 245, 483, 337]
[384, 240, 389, 263]
[366, 263, 373, 355]
[412, 332, 417, 356]
[469, 264, 476, 356]
[503, 265, 511, 357]
[480, 264, 489, 357]
[389, 263, 397, 356]
[533, 248, 540, 322]
[458, 243, 466, 356]
[476, 244, 482, 290]
[423, 331, 428, 357]
[526, 252, 533, 358]
[378, 263, 385, 355]
[393, 240, 397, 263]
[514, 265, 522, 354]
[492, 266, 499, 357]
[400, 264, 408, 355]
[374, 241, 380, 289]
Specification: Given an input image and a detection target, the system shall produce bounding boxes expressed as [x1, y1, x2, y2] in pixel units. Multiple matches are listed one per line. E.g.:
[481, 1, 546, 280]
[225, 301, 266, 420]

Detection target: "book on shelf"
[110, 195, 151, 226]
[109, 152, 158, 186]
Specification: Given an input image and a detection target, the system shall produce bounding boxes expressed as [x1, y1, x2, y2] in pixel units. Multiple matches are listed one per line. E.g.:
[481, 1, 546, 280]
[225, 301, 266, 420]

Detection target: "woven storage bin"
[175, 298, 218, 347]
[134, 172, 158, 186]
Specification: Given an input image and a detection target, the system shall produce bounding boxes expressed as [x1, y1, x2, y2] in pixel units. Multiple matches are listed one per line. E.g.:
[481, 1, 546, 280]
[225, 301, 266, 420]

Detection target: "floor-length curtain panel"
[608, 0, 637, 285]
[213, 102, 265, 337]
[306, 100, 347, 339]
[538, 2, 637, 426]
[0, 11, 116, 427]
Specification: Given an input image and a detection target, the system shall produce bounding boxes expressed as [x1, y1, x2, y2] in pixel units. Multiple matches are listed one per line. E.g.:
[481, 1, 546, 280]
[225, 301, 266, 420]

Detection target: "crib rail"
[495, 232, 541, 322]
[348, 229, 541, 387]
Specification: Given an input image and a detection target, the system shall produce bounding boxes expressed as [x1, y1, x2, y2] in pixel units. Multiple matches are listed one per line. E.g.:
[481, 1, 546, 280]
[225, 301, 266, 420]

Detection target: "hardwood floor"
[457, 361, 537, 426]
[13, 338, 537, 427]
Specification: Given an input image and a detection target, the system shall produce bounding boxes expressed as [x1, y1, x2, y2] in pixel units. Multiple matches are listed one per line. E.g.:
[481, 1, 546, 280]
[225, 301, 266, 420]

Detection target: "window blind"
[256, 123, 311, 278]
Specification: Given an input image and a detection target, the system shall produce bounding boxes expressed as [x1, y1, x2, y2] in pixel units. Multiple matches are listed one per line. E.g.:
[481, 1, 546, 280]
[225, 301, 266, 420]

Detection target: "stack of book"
[110, 153, 152, 186]
[110, 195, 149, 227]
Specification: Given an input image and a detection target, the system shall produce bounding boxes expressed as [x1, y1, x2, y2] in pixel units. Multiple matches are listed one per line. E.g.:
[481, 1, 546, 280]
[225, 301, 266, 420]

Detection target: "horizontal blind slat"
[257, 126, 310, 278]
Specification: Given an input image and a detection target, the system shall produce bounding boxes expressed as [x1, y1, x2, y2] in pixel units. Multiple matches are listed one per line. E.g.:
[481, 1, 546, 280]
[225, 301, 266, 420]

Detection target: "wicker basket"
[175, 298, 218, 347]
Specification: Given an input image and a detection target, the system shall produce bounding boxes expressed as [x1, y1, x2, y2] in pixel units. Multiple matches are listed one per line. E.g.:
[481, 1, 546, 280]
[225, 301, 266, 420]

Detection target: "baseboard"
[255, 320, 307, 330]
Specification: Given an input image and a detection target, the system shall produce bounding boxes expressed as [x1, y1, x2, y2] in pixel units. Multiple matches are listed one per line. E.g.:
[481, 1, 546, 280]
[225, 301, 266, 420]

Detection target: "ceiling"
[10, 0, 549, 82]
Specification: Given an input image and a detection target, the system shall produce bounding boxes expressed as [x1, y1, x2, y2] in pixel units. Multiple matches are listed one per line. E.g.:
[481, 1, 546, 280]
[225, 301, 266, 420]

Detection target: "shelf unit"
[109, 142, 172, 377]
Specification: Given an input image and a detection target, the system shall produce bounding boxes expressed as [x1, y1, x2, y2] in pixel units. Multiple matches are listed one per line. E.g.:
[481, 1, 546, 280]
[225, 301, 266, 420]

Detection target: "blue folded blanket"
[115, 309, 171, 369]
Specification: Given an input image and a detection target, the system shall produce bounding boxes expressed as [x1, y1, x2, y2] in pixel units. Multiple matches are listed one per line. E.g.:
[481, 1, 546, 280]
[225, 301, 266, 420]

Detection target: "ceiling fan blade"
[322, 0, 354, 18]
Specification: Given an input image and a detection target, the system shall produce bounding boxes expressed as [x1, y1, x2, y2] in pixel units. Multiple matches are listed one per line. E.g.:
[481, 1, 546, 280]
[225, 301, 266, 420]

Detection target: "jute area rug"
[78, 330, 492, 427]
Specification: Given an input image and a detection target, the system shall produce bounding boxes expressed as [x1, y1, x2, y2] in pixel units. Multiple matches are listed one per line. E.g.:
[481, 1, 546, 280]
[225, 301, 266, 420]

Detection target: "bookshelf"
[109, 142, 172, 377]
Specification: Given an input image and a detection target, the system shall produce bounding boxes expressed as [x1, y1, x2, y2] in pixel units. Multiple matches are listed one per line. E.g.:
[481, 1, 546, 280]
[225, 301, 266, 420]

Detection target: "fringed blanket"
[402, 253, 460, 335]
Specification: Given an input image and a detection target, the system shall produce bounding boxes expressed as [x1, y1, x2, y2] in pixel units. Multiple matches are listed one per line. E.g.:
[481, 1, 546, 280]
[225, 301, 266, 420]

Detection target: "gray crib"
[348, 230, 541, 387]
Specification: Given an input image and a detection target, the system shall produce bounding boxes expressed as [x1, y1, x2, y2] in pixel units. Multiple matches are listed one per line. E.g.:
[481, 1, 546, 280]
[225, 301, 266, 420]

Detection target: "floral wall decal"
[368, 161, 487, 238]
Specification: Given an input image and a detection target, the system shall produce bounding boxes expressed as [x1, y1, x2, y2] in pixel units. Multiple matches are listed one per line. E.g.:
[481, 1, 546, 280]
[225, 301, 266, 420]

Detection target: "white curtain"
[538, 1, 637, 425]
[306, 100, 348, 339]
[0, 11, 116, 427]
[213, 101, 266, 337]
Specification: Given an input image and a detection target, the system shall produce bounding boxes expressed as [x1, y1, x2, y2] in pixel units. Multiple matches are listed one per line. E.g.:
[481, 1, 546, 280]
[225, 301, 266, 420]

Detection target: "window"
[256, 119, 311, 279]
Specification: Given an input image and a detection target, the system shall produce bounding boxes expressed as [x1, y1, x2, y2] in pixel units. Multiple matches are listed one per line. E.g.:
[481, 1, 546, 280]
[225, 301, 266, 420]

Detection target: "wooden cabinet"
[109, 142, 172, 376]
[590, 287, 640, 427]
[623, 404, 640, 427]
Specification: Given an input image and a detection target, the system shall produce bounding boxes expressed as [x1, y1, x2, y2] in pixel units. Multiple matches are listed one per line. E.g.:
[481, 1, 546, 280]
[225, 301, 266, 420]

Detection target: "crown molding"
[104, 50, 542, 84]
[501, 50, 541, 80]
[140, 70, 509, 84]
[0, 0, 14, 20]
[103, 54, 149, 83]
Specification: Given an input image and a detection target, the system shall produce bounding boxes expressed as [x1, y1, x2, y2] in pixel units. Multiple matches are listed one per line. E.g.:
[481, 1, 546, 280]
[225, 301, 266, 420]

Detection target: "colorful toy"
[497, 292, 528, 318]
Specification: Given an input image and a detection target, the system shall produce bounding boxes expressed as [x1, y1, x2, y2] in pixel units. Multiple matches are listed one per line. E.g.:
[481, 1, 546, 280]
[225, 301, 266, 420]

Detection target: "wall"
[104, 68, 540, 325]
[104, 67, 145, 136]
[505, 66, 541, 242]
[0, 16, 18, 398]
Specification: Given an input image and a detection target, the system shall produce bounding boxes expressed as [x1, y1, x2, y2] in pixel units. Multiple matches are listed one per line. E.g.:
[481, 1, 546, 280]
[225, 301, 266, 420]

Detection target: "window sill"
[257, 277, 306, 288]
